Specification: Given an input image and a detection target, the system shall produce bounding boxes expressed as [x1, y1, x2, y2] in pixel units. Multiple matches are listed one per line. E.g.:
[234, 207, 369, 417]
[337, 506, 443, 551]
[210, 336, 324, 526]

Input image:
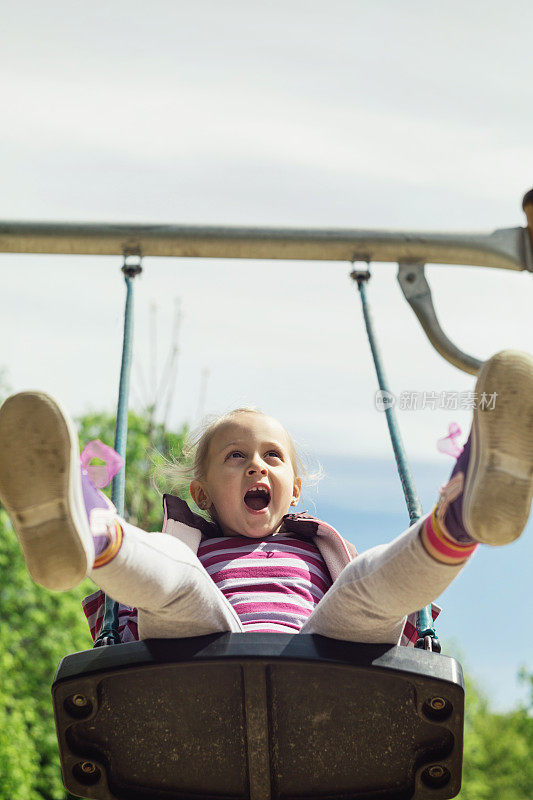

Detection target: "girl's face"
[190, 413, 301, 538]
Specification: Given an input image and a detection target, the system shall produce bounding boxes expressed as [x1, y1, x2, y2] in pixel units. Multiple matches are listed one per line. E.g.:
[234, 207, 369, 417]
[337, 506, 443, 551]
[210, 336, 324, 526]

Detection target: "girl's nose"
[247, 461, 267, 476]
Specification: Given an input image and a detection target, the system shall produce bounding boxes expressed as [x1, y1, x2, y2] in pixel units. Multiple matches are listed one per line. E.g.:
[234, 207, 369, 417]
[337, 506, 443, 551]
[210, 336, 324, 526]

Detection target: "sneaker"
[437, 350, 533, 545]
[0, 391, 107, 590]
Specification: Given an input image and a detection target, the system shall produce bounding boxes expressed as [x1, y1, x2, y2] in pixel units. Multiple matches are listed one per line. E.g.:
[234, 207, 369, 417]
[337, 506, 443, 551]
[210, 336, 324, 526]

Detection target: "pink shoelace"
[437, 422, 464, 458]
[80, 439, 124, 488]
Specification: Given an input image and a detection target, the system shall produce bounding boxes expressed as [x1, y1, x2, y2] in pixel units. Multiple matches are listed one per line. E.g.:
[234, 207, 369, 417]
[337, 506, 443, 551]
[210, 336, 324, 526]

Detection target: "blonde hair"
[154, 406, 323, 513]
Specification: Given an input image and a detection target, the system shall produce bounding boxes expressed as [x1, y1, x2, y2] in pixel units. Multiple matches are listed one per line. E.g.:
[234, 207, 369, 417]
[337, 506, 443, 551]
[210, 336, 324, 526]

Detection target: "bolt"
[428, 765, 445, 779]
[429, 696, 446, 711]
[71, 694, 88, 707]
[406, 272, 416, 283]
[81, 762, 96, 774]
[421, 763, 450, 789]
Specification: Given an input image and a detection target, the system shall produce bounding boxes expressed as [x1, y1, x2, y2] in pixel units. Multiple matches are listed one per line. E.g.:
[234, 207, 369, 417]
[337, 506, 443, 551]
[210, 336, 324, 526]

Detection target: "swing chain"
[94, 252, 142, 648]
[351, 264, 441, 653]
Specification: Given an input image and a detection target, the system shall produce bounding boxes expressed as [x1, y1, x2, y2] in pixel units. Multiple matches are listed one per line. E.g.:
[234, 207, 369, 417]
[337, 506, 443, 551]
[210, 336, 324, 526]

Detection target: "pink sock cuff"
[424, 511, 478, 563]
[93, 521, 123, 568]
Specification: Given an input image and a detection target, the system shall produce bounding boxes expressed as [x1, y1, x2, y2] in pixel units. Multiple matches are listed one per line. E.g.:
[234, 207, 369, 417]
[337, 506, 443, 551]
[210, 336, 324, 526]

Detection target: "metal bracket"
[350, 268, 371, 286]
[397, 262, 483, 376]
[122, 247, 143, 278]
[93, 631, 121, 648]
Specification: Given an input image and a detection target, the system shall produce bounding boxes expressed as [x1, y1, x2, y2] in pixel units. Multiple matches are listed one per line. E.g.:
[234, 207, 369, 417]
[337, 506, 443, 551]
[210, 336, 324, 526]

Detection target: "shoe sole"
[464, 350, 533, 545]
[0, 391, 93, 590]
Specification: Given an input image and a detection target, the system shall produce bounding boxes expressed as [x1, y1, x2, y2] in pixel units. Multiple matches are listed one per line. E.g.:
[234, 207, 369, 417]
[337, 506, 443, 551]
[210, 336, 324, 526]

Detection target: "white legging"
[89, 516, 466, 644]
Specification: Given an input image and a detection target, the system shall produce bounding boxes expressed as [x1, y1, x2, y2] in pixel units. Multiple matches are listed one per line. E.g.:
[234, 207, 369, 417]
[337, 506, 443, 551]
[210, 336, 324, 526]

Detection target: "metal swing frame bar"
[2, 218, 531, 375]
[1, 219, 532, 269]
[2, 217, 531, 645]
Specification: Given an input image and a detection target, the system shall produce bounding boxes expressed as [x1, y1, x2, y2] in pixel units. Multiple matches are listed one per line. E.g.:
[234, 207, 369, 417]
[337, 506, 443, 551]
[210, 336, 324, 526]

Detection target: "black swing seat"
[52, 633, 464, 800]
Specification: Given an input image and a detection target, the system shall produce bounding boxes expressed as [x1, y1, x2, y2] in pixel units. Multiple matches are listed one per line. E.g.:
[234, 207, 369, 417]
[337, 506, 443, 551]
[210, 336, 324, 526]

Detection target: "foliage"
[458, 671, 533, 799]
[0, 507, 94, 799]
[76, 408, 189, 530]
[0, 626, 41, 800]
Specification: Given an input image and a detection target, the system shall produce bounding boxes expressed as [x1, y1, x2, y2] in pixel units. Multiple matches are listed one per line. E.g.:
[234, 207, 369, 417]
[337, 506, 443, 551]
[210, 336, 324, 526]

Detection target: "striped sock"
[93, 521, 124, 568]
[421, 509, 478, 565]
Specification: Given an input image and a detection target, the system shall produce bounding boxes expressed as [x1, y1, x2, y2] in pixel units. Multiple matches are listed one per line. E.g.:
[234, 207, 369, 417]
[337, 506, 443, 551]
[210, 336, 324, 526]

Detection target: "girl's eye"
[266, 450, 282, 459]
[227, 451, 244, 460]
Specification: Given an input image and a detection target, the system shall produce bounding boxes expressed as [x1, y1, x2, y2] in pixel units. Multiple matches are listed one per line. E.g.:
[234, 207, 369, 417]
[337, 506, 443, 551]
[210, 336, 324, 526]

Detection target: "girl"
[0, 349, 532, 646]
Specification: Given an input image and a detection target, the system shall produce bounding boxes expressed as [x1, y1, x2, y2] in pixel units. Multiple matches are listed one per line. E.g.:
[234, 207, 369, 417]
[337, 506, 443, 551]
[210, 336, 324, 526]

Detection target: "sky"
[1, 1, 533, 709]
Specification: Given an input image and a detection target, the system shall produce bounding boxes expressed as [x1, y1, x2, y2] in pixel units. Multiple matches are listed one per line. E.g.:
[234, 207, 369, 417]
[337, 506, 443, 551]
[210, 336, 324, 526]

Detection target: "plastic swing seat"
[52, 633, 464, 800]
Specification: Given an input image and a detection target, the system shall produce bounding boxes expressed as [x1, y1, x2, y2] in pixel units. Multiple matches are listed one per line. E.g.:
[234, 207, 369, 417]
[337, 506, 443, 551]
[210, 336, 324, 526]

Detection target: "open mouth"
[243, 485, 271, 511]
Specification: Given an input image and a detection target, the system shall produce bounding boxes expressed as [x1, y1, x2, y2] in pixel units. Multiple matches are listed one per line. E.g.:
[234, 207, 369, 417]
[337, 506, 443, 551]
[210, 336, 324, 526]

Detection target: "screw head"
[73, 760, 101, 785]
[421, 764, 451, 788]
[428, 765, 445, 779]
[64, 693, 93, 719]
[422, 695, 452, 721]
[72, 694, 87, 707]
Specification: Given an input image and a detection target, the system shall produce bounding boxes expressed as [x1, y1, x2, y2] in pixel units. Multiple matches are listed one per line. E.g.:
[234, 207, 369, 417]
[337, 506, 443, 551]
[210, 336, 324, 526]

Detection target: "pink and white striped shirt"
[82, 496, 441, 646]
[197, 535, 333, 633]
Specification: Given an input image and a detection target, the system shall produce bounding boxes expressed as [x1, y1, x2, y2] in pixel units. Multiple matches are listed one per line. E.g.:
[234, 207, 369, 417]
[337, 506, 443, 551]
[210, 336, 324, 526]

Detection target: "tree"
[76, 409, 189, 530]
[0, 506, 94, 799]
[458, 669, 533, 799]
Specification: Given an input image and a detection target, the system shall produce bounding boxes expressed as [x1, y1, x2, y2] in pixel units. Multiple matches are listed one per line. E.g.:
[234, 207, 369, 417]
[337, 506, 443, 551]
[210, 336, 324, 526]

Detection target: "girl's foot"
[424, 350, 533, 561]
[0, 391, 118, 590]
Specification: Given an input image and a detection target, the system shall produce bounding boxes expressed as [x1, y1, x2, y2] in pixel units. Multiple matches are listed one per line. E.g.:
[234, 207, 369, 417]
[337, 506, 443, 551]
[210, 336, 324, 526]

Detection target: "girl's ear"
[190, 480, 211, 511]
[291, 477, 302, 506]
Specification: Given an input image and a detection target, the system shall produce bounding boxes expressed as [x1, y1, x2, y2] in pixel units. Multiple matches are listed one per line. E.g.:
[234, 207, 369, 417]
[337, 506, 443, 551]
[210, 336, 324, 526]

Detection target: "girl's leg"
[91, 522, 244, 638]
[0, 391, 242, 637]
[303, 349, 533, 644]
[300, 517, 463, 644]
